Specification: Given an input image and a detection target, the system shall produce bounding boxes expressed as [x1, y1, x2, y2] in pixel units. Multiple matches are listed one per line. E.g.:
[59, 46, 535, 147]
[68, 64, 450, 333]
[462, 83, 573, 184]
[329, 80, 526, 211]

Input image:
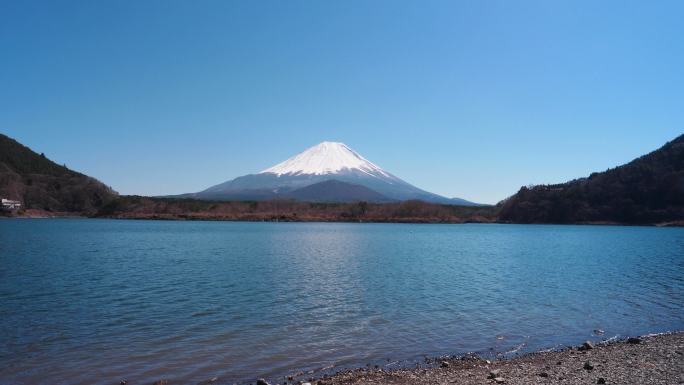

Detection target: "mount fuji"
[185, 142, 477, 205]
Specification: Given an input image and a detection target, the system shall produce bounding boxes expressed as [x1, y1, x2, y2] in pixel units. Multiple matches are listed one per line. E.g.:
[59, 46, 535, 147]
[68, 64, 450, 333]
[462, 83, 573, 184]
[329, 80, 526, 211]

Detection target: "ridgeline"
[499, 134, 684, 225]
[0, 134, 117, 215]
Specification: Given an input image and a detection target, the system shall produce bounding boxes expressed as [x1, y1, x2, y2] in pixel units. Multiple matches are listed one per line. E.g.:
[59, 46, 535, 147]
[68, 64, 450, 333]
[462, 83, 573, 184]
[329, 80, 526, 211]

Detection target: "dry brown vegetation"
[97, 196, 499, 223]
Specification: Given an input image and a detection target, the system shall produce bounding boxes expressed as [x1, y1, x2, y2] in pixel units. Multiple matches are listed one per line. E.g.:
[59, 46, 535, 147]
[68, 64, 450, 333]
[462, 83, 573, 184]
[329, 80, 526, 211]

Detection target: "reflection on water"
[0, 220, 682, 385]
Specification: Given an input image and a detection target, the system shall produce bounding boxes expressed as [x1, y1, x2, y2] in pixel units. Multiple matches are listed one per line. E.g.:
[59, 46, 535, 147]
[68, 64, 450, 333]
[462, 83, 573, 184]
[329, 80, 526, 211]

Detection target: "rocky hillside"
[0, 134, 117, 214]
[499, 134, 684, 224]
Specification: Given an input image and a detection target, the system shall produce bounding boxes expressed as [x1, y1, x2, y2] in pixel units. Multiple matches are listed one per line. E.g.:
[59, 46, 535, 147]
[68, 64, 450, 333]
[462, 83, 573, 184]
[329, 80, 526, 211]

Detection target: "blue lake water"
[0, 219, 683, 385]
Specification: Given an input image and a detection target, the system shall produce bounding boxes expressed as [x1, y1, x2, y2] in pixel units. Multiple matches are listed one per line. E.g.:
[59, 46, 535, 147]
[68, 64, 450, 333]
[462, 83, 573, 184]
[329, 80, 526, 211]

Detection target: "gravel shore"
[304, 332, 683, 385]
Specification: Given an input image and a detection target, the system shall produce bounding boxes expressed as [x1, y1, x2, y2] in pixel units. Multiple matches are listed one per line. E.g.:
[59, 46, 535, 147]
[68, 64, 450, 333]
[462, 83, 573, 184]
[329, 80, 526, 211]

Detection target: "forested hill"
[499, 134, 684, 225]
[0, 133, 117, 213]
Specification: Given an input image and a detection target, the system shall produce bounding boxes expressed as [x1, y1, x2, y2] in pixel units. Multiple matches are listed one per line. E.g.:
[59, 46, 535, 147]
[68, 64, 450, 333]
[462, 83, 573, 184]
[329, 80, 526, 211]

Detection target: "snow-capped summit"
[186, 141, 478, 205]
[260, 141, 391, 178]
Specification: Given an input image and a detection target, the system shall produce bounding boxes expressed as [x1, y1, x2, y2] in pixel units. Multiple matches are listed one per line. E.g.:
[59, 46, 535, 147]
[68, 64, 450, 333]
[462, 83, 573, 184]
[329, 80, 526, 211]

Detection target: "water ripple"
[0, 220, 682, 385]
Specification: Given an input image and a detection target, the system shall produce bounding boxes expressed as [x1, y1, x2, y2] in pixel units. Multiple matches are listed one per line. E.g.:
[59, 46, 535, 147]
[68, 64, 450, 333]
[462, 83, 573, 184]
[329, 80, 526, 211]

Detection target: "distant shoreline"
[4, 211, 683, 227]
[99, 216, 684, 227]
[6, 194, 682, 226]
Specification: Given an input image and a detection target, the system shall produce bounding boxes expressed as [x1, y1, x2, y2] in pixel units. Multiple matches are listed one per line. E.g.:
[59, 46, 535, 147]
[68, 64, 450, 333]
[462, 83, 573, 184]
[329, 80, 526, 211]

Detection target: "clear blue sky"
[1, 0, 682, 204]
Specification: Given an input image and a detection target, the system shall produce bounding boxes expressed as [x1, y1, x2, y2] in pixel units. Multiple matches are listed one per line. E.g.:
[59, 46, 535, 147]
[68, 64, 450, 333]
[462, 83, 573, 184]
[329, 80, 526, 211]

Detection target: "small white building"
[1, 198, 22, 210]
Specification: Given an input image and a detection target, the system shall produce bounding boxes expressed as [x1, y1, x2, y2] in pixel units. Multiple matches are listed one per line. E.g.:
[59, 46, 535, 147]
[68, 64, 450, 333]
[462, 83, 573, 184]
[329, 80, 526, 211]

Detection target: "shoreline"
[4, 213, 684, 227]
[101, 216, 684, 227]
[273, 332, 683, 385]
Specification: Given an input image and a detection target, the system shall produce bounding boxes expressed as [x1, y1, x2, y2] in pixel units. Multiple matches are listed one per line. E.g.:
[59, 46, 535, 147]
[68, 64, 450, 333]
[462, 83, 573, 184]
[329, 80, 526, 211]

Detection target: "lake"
[0, 219, 682, 385]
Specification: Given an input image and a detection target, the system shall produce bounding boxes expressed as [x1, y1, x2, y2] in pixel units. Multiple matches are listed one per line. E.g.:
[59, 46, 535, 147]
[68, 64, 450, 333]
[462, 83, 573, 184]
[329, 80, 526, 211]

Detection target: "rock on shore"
[316, 332, 683, 385]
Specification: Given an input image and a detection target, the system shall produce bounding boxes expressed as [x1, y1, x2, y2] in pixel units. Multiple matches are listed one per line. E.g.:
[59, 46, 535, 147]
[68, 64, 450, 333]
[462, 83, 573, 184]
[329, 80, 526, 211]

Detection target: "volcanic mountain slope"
[188, 141, 478, 205]
[499, 133, 684, 224]
[0, 133, 117, 213]
[284, 180, 395, 203]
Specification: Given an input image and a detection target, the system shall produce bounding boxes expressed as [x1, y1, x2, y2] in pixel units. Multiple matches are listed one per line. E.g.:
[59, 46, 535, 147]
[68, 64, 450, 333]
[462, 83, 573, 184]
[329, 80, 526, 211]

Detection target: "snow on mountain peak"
[260, 141, 391, 177]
